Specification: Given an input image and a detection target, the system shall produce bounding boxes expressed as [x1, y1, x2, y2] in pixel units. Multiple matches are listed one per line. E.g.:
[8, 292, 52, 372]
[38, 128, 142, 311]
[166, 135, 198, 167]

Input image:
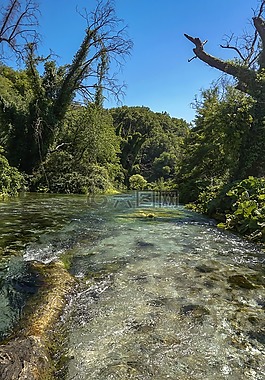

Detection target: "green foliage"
[61, 105, 120, 166]
[32, 105, 121, 194]
[32, 150, 113, 194]
[0, 59, 62, 173]
[222, 177, 265, 241]
[189, 177, 265, 244]
[0, 0, 132, 175]
[147, 178, 176, 191]
[153, 152, 176, 179]
[129, 174, 147, 190]
[111, 106, 189, 185]
[177, 86, 254, 203]
[0, 147, 24, 196]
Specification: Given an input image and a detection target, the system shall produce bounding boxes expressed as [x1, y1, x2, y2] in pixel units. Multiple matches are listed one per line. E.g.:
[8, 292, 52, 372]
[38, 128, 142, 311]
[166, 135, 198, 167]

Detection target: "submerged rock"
[0, 336, 51, 380]
[228, 275, 257, 289]
[0, 261, 75, 380]
[129, 273, 149, 283]
[125, 317, 155, 333]
[248, 330, 265, 345]
[195, 264, 215, 273]
[180, 304, 210, 319]
[135, 240, 155, 249]
[147, 297, 169, 307]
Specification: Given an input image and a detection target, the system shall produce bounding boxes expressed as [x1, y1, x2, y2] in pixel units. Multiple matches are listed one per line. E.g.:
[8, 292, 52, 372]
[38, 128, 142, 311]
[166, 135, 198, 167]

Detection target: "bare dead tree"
[219, 1, 265, 69]
[71, 0, 133, 105]
[0, 0, 40, 60]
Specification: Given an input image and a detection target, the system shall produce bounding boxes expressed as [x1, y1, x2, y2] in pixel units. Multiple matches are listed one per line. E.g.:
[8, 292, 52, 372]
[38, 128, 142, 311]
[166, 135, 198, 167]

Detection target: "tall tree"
[184, 1, 265, 178]
[0, 0, 132, 173]
[177, 86, 254, 203]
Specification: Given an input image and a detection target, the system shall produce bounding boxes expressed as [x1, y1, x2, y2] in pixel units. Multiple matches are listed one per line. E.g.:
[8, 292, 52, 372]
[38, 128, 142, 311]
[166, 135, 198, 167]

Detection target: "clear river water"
[0, 192, 265, 379]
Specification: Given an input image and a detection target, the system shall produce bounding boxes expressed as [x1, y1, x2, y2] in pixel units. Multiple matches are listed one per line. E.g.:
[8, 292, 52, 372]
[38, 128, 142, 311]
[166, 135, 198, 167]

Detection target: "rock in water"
[0, 336, 51, 380]
[180, 304, 210, 319]
[228, 275, 256, 289]
[0, 261, 76, 380]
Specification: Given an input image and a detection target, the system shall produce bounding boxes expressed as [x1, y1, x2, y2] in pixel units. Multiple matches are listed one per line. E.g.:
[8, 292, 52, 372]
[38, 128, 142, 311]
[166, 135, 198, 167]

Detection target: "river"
[0, 192, 264, 379]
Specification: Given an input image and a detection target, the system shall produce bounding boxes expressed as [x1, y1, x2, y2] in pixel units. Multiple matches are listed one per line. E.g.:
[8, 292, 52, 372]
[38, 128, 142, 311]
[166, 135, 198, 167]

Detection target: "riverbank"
[186, 177, 265, 249]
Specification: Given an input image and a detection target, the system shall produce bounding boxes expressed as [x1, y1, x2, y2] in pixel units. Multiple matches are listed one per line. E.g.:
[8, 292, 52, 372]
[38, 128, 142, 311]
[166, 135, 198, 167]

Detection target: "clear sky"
[38, 0, 259, 122]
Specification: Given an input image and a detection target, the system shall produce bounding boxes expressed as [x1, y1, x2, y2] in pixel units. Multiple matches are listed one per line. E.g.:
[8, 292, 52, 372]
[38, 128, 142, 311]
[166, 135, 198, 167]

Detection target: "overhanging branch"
[184, 33, 257, 96]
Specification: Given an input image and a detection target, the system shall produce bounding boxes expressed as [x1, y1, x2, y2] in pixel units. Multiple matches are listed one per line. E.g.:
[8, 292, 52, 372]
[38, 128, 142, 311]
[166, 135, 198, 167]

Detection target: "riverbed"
[0, 193, 264, 379]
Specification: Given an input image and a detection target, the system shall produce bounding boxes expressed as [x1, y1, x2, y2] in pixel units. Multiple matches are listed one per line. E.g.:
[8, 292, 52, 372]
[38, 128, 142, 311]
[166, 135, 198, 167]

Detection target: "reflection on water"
[0, 193, 265, 379]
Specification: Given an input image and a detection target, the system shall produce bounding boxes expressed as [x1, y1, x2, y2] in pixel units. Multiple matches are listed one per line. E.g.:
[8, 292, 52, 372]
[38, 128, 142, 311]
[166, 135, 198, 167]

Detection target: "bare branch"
[253, 16, 265, 68]
[256, 0, 265, 18]
[220, 43, 245, 61]
[215, 3, 265, 70]
[0, 0, 40, 60]
[53, 0, 132, 118]
[184, 33, 257, 97]
[188, 55, 197, 62]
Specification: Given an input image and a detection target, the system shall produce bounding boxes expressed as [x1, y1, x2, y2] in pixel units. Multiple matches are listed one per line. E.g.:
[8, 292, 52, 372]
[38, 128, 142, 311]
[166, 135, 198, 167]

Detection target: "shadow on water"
[0, 193, 265, 379]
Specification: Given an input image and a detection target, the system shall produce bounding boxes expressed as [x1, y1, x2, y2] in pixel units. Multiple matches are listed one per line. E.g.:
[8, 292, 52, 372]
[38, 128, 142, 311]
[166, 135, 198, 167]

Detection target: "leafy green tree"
[111, 106, 189, 185]
[0, 0, 132, 174]
[129, 174, 147, 190]
[177, 86, 254, 203]
[139, 112, 188, 182]
[111, 106, 157, 181]
[59, 104, 119, 165]
[0, 146, 24, 196]
[32, 104, 121, 193]
[184, 1, 265, 177]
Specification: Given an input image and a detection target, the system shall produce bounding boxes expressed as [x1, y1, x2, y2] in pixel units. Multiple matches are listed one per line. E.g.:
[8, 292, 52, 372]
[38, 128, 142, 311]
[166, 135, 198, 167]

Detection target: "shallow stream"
[0, 193, 265, 379]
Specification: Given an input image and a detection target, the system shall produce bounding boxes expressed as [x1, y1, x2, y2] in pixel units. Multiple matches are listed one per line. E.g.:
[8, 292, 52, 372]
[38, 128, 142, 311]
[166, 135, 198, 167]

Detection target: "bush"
[129, 174, 147, 190]
[31, 151, 114, 194]
[147, 178, 175, 191]
[0, 148, 24, 196]
[188, 176, 265, 244]
[220, 177, 265, 241]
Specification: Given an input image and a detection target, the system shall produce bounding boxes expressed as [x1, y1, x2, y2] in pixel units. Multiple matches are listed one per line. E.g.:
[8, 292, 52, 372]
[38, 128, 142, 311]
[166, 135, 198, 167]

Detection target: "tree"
[31, 104, 121, 194]
[177, 86, 254, 203]
[0, 0, 40, 60]
[111, 106, 155, 182]
[129, 174, 147, 190]
[184, 1, 265, 178]
[111, 106, 189, 185]
[139, 112, 189, 182]
[0, 0, 132, 174]
[0, 146, 23, 196]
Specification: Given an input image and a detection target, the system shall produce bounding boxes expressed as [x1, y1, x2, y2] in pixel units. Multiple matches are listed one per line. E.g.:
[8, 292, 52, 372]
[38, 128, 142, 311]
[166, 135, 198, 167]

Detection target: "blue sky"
[38, 0, 259, 122]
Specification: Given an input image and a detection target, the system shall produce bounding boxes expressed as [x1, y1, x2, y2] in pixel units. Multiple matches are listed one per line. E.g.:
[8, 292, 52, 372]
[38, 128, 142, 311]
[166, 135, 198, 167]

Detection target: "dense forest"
[0, 0, 264, 245]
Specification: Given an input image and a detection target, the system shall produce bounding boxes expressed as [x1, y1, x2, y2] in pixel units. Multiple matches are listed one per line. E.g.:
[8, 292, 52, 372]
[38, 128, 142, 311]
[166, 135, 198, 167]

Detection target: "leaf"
[217, 222, 226, 229]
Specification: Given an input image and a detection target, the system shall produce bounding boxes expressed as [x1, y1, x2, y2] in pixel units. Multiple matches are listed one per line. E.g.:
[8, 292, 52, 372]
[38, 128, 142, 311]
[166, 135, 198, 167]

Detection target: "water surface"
[0, 193, 264, 379]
